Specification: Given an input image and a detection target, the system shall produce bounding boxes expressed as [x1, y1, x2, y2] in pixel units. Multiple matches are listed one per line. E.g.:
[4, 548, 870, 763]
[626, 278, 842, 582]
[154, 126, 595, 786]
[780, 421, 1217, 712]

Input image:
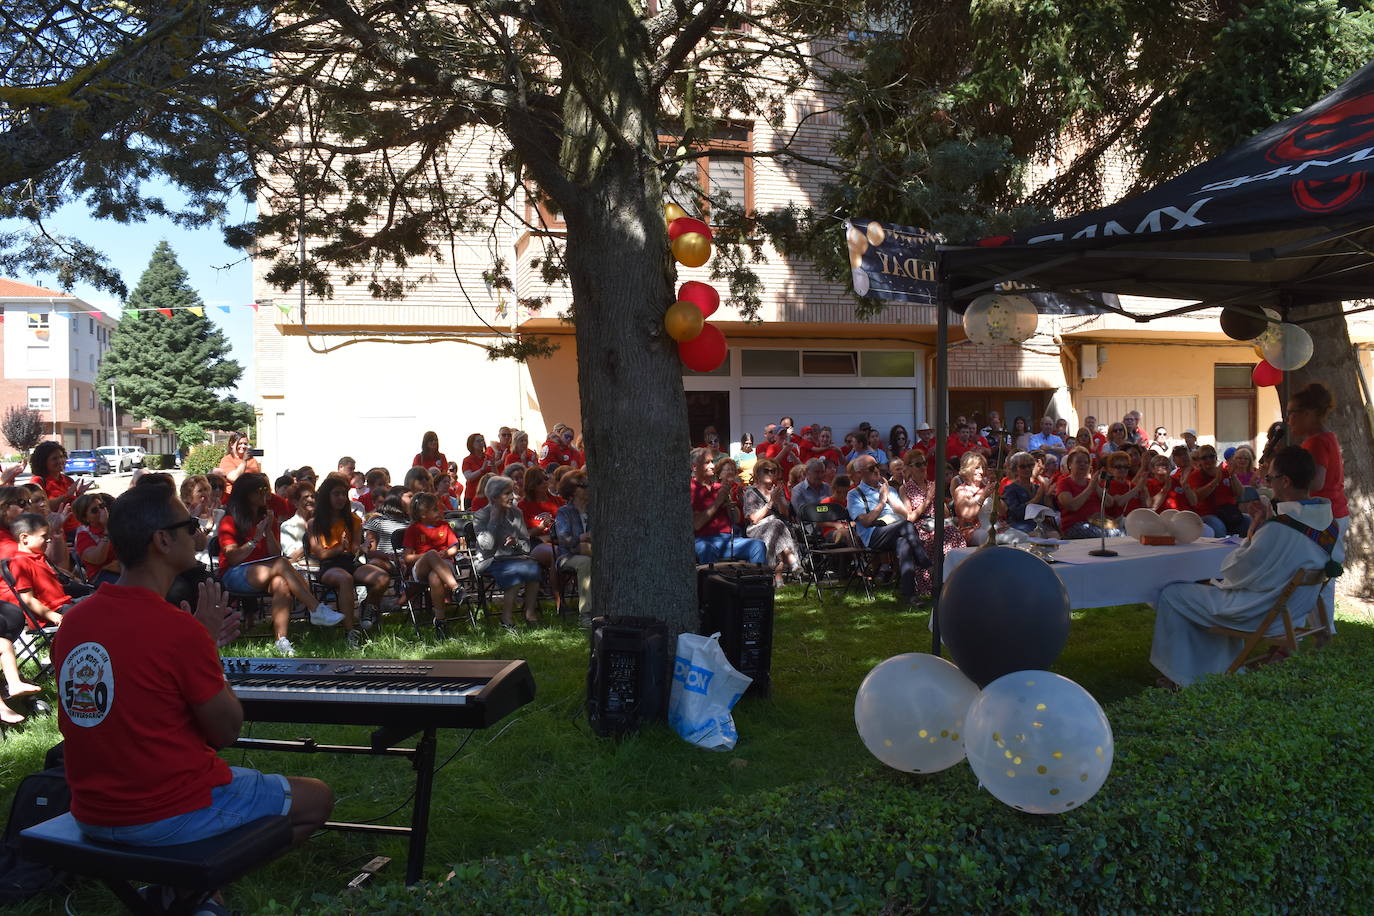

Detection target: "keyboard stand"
[234, 724, 439, 885]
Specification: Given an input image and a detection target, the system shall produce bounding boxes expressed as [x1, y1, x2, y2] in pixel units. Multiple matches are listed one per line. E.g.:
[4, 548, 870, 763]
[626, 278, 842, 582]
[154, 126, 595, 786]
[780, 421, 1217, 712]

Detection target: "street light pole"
[110, 384, 118, 447]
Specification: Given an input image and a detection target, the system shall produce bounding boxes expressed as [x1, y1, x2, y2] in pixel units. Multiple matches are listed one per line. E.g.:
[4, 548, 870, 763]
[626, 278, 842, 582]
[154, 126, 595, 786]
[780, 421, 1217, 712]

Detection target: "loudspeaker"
[700, 568, 775, 698]
[585, 616, 670, 738]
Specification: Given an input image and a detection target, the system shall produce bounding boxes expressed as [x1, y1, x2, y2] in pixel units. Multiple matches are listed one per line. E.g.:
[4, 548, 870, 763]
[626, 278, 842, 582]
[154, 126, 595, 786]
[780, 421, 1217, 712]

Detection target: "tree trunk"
[1289, 302, 1374, 599]
[546, 1, 698, 636]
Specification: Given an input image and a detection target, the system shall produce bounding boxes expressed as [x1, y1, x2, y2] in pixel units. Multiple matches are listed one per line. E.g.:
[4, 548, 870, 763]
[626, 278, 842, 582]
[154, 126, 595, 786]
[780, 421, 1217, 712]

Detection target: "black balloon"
[938, 547, 1070, 687]
[1219, 306, 1268, 341]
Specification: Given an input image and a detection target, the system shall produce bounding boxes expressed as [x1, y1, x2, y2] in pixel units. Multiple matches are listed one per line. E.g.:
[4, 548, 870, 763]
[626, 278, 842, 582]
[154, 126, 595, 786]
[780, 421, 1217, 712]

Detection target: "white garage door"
[739, 387, 917, 444]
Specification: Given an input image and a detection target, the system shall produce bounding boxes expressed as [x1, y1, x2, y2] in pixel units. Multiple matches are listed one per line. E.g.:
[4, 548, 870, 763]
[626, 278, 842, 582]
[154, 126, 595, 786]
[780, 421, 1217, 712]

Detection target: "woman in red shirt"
[1103, 453, 1148, 520]
[461, 434, 496, 509]
[1288, 383, 1348, 523]
[519, 467, 561, 584]
[218, 472, 340, 657]
[413, 430, 447, 472]
[1056, 447, 1112, 539]
[1145, 455, 1175, 511]
[30, 441, 88, 538]
[401, 492, 463, 634]
[73, 493, 120, 585]
[502, 431, 538, 470]
[1184, 445, 1242, 536]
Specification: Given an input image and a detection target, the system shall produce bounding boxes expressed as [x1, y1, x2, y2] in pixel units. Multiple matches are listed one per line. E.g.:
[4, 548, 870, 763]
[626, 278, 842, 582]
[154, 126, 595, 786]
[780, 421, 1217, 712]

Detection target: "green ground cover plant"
[3, 590, 1364, 913]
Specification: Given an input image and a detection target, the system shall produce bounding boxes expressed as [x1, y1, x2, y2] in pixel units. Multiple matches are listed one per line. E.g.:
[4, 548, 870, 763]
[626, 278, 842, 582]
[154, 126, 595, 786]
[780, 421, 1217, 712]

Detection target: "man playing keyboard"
[52, 484, 334, 908]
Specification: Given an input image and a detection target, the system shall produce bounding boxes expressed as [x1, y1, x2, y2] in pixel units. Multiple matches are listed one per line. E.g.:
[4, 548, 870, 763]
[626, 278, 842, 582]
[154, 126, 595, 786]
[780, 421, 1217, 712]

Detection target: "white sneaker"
[310, 604, 344, 627]
[274, 636, 295, 657]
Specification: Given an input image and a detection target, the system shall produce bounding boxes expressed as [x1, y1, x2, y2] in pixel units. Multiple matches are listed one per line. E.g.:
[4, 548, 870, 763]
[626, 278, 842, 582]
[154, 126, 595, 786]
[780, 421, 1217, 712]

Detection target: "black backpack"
[0, 748, 70, 904]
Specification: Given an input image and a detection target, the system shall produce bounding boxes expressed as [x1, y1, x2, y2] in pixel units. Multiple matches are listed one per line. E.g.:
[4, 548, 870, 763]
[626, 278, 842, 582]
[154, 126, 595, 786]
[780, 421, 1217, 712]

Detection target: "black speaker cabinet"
[586, 616, 670, 737]
[700, 569, 775, 698]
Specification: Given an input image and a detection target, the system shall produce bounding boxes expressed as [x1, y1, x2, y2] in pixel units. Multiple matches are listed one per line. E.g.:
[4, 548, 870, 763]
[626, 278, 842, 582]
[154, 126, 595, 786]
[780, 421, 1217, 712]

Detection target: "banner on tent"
[847, 218, 1114, 314]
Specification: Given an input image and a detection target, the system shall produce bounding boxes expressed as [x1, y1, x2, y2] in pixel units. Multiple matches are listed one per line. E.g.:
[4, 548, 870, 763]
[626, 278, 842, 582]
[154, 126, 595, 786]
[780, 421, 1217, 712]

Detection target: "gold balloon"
[1252, 345, 1266, 359]
[864, 221, 887, 246]
[847, 226, 869, 268]
[664, 300, 705, 342]
[664, 203, 688, 225]
[673, 232, 711, 268]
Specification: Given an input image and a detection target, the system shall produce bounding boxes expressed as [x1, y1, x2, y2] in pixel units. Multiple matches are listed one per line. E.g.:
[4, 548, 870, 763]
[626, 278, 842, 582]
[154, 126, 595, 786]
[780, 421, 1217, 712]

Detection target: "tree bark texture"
[1290, 302, 1374, 599]
[530, 0, 698, 635]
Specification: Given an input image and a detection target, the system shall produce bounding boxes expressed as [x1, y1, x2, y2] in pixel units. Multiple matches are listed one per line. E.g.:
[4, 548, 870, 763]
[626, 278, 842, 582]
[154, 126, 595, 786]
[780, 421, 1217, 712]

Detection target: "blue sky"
[4, 191, 256, 400]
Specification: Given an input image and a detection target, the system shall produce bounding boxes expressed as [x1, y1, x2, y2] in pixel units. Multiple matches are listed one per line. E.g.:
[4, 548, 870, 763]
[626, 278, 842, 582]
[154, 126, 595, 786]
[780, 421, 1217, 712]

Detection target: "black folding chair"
[0, 559, 59, 683]
[205, 535, 269, 629]
[795, 503, 872, 603]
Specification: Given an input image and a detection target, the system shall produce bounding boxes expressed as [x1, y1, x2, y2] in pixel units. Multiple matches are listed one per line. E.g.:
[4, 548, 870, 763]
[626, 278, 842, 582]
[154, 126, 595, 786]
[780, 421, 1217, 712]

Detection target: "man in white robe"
[1151, 446, 1342, 687]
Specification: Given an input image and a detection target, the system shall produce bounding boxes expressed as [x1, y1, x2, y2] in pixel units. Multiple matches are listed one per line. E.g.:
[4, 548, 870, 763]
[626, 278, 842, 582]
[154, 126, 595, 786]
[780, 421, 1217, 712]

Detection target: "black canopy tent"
[922, 59, 1374, 652]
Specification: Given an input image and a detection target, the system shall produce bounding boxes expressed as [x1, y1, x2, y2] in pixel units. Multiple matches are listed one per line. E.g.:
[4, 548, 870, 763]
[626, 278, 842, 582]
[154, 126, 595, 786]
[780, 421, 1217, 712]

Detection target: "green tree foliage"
[96, 241, 247, 433]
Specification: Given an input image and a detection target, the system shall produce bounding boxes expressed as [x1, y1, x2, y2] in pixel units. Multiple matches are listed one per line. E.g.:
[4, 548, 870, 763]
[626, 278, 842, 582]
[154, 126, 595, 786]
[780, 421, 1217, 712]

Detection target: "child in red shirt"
[73, 494, 120, 585]
[401, 493, 462, 631]
[8, 514, 71, 626]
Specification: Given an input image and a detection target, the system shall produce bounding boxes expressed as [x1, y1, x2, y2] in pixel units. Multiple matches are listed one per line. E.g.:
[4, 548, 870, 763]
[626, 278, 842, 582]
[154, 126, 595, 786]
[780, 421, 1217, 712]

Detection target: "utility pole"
[110, 384, 118, 447]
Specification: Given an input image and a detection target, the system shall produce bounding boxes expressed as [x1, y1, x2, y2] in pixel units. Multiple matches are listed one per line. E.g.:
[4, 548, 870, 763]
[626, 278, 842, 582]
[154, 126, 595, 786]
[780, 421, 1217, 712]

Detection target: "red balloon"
[677, 281, 720, 318]
[678, 322, 727, 372]
[668, 216, 713, 242]
[1252, 359, 1284, 387]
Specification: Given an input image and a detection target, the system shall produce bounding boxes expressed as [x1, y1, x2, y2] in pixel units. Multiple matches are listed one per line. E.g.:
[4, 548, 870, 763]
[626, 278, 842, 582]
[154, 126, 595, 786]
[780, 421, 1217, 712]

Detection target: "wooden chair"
[1209, 568, 1330, 674]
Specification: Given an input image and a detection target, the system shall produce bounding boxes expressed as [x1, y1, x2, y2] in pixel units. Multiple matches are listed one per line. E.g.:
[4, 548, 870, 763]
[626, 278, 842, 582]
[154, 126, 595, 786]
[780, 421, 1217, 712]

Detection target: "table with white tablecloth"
[945, 537, 1241, 609]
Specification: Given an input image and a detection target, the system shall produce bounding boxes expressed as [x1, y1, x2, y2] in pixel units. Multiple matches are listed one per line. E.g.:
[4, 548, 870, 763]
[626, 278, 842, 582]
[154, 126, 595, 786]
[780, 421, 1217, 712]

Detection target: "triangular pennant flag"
[156, 308, 173, 318]
[218, 305, 231, 314]
[188, 306, 204, 317]
[249, 302, 260, 311]
[276, 302, 291, 316]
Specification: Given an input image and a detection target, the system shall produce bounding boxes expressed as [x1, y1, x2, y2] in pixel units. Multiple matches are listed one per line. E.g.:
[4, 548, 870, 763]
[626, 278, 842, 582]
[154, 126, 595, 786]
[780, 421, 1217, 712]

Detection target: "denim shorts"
[220, 564, 255, 593]
[76, 767, 291, 846]
[487, 557, 541, 588]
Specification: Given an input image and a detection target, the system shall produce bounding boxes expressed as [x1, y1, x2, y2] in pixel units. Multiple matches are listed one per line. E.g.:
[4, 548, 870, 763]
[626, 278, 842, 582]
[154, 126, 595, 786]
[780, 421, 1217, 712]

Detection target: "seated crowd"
[0, 425, 594, 667]
[691, 394, 1340, 603]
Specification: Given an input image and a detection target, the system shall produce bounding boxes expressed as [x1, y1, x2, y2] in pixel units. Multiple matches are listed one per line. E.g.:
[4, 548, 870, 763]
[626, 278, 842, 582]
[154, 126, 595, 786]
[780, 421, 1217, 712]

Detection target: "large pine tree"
[96, 241, 250, 436]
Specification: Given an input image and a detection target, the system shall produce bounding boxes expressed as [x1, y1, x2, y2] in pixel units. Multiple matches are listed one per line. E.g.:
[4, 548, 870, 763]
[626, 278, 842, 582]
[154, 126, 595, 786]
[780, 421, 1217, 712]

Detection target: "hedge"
[285, 637, 1374, 915]
[182, 444, 225, 477]
[143, 454, 174, 470]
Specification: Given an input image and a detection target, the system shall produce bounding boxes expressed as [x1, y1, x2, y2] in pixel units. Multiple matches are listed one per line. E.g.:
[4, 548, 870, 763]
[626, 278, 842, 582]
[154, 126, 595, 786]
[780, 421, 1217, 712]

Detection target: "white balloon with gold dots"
[963, 670, 1114, 813]
[854, 653, 980, 774]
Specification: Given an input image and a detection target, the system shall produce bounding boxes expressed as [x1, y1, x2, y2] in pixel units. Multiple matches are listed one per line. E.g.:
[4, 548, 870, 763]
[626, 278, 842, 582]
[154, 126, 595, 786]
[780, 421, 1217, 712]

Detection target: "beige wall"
[1076, 341, 1281, 449]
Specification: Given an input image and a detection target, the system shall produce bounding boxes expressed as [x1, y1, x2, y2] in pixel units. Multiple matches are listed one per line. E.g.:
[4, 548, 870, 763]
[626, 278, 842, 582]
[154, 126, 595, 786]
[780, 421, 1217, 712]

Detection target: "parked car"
[65, 450, 113, 477]
[120, 446, 146, 468]
[95, 446, 133, 472]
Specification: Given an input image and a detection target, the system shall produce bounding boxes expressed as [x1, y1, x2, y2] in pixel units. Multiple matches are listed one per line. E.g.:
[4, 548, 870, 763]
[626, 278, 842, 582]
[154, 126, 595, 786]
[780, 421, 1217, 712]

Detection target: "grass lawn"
[0, 584, 1353, 913]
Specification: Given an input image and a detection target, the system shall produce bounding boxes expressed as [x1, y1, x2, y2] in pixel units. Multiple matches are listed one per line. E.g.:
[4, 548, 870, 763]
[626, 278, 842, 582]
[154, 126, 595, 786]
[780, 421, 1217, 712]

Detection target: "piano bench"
[20, 812, 292, 915]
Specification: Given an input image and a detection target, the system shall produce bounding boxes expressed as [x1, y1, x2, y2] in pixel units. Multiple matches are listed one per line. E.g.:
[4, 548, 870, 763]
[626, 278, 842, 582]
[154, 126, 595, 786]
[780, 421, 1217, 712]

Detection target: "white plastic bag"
[668, 632, 752, 751]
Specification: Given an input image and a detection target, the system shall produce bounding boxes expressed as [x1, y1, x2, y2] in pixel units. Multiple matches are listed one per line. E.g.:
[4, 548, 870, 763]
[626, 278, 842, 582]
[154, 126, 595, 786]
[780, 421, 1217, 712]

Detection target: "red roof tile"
[0, 278, 73, 298]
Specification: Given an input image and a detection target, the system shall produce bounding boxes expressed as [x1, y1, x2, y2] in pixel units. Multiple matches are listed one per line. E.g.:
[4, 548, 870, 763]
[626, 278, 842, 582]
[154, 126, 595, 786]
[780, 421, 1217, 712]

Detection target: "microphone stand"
[1089, 470, 1117, 557]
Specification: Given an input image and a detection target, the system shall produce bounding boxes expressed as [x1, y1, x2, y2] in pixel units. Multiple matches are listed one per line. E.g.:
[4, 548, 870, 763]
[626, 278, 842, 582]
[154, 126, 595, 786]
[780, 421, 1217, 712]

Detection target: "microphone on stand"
[1089, 469, 1117, 557]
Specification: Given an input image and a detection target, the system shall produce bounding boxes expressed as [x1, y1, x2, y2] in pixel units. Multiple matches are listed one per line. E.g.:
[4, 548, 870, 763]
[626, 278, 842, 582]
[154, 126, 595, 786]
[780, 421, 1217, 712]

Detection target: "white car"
[120, 446, 146, 468]
[96, 446, 133, 472]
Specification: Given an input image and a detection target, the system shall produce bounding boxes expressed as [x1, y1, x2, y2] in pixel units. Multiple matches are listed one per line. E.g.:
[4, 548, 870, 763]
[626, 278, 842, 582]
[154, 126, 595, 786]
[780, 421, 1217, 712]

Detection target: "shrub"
[144, 454, 173, 470]
[182, 444, 225, 477]
[1, 406, 43, 455]
[308, 637, 1374, 914]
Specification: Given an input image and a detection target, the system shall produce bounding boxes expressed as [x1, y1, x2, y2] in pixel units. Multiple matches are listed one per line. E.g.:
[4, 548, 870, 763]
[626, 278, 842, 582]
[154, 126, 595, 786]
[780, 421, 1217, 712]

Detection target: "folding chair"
[1209, 568, 1331, 674]
[204, 536, 270, 629]
[795, 503, 872, 603]
[1, 558, 60, 684]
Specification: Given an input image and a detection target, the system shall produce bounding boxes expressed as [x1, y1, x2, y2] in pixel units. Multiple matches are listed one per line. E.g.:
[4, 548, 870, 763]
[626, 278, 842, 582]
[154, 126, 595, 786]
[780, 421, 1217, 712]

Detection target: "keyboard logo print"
[673, 656, 713, 695]
[59, 642, 115, 728]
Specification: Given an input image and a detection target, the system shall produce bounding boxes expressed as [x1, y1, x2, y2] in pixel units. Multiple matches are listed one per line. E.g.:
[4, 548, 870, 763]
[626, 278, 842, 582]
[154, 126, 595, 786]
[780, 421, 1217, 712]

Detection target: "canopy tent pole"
[1280, 295, 1292, 444]
[931, 273, 950, 655]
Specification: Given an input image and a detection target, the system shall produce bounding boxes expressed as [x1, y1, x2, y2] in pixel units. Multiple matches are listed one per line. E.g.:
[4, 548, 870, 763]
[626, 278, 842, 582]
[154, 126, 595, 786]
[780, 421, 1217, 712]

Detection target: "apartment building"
[0, 278, 140, 453]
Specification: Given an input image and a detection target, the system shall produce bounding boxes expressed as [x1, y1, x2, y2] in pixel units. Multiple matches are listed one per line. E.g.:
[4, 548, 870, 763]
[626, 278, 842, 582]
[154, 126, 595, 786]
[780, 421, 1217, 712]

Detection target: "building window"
[663, 123, 753, 220]
[801, 351, 858, 375]
[90, 354, 96, 372]
[72, 386, 80, 411]
[26, 312, 49, 330]
[89, 390, 96, 409]
[861, 351, 917, 377]
[1214, 364, 1256, 453]
[742, 349, 800, 377]
[88, 317, 95, 334]
[27, 387, 51, 410]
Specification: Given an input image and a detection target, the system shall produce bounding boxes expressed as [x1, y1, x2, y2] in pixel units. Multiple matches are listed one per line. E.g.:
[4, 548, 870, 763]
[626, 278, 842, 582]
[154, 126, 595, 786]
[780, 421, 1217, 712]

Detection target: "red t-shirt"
[756, 441, 780, 460]
[1146, 477, 1168, 510]
[520, 498, 562, 534]
[413, 452, 448, 472]
[269, 493, 294, 523]
[470, 495, 489, 512]
[1185, 468, 1232, 516]
[462, 453, 494, 482]
[691, 478, 731, 536]
[810, 447, 844, 468]
[358, 491, 375, 514]
[74, 524, 114, 581]
[0, 529, 17, 561]
[1302, 431, 1348, 518]
[32, 475, 79, 535]
[10, 551, 68, 611]
[1105, 479, 1143, 518]
[216, 514, 274, 568]
[772, 441, 803, 478]
[1055, 476, 1097, 529]
[53, 583, 231, 826]
[538, 439, 574, 469]
[402, 522, 458, 556]
[502, 449, 537, 470]
[1163, 469, 1187, 511]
